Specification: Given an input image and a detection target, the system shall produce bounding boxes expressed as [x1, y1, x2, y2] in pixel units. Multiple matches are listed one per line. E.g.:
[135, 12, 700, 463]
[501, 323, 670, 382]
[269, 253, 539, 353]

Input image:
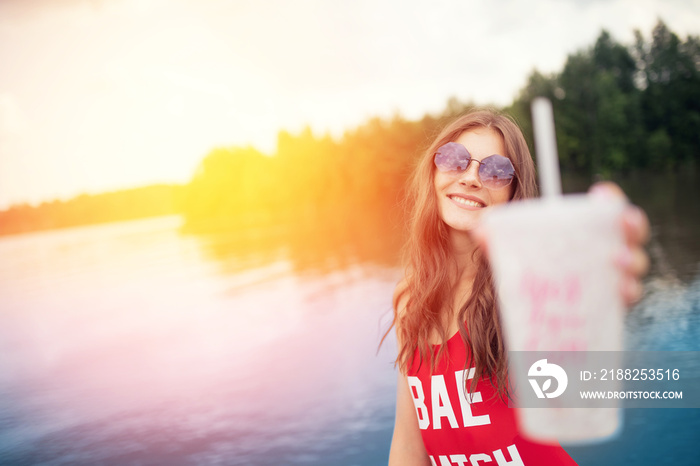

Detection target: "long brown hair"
[387, 107, 537, 397]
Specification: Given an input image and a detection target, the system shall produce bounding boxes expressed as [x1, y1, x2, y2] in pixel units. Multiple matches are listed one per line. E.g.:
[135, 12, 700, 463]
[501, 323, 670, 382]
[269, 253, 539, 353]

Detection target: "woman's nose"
[458, 160, 482, 188]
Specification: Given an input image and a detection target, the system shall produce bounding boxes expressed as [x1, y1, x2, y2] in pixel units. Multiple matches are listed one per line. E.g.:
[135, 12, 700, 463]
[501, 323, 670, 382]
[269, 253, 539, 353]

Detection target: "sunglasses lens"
[479, 155, 515, 189]
[434, 142, 470, 172]
[435, 143, 515, 189]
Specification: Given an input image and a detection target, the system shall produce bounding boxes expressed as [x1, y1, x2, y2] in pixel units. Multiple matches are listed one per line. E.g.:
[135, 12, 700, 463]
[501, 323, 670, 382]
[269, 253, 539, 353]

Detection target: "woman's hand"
[473, 181, 651, 307]
[589, 182, 650, 306]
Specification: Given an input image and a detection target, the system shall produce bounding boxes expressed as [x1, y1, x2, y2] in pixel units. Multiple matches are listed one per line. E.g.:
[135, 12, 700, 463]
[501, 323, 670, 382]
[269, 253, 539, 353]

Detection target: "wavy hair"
[386, 107, 538, 397]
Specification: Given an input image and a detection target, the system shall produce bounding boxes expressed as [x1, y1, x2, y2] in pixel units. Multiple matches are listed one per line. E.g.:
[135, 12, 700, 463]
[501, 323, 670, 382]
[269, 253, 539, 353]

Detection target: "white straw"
[531, 97, 562, 198]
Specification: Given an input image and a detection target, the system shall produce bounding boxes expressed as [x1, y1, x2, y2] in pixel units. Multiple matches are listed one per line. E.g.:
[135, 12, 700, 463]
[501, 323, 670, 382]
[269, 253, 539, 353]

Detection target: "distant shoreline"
[0, 184, 185, 237]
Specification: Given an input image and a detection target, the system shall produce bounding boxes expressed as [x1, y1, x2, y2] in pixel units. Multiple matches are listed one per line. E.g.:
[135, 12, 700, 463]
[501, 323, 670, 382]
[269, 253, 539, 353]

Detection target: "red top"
[406, 332, 579, 466]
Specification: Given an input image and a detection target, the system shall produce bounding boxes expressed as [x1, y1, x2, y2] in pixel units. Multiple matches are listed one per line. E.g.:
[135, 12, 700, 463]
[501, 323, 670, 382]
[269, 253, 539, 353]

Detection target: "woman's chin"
[441, 211, 484, 233]
[444, 220, 480, 235]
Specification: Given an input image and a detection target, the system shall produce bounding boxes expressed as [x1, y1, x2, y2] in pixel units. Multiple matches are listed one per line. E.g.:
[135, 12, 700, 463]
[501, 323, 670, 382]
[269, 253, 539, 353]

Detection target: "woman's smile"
[447, 194, 486, 210]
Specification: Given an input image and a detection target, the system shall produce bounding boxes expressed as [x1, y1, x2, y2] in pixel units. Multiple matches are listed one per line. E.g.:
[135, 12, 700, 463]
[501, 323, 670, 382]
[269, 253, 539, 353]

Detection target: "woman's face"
[433, 127, 514, 233]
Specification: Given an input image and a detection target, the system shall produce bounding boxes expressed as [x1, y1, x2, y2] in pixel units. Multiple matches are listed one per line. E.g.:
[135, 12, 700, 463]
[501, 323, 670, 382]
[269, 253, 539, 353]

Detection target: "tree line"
[182, 20, 699, 234]
[508, 20, 699, 174]
[0, 20, 697, 237]
[0, 185, 183, 236]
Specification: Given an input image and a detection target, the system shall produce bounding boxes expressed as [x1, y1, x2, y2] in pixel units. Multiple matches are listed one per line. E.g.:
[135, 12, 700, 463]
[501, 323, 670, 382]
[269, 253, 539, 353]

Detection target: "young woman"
[386, 108, 649, 465]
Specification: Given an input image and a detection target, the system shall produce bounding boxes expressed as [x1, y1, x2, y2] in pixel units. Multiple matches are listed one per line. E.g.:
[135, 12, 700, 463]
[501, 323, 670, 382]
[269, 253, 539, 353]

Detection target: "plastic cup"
[481, 195, 626, 441]
[479, 98, 627, 442]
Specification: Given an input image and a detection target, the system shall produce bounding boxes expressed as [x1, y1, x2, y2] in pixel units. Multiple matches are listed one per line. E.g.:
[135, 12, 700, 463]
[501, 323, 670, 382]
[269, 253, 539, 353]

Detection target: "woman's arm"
[388, 278, 431, 466]
[388, 373, 431, 466]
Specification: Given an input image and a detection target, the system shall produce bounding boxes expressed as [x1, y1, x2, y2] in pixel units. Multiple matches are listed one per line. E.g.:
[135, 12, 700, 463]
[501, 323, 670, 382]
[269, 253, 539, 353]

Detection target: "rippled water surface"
[1, 173, 699, 465]
[0, 216, 400, 465]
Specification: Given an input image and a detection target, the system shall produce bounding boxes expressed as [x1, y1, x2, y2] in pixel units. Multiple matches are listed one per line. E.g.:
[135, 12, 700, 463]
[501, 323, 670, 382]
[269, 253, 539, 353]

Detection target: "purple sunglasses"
[434, 142, 515, 189]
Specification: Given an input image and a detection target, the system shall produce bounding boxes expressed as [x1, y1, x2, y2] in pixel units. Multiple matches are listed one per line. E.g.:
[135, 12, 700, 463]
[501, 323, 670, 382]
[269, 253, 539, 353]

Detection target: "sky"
[1, 0, 699, 209]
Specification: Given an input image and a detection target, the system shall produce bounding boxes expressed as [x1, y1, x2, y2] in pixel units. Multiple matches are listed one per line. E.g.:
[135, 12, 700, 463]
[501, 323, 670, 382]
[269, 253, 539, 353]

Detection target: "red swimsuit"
[406, 332, 579, 465]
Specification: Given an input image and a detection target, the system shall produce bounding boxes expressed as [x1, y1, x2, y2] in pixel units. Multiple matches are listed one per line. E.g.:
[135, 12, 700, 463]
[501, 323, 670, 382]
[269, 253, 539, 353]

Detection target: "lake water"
[1, 174, 699, 465]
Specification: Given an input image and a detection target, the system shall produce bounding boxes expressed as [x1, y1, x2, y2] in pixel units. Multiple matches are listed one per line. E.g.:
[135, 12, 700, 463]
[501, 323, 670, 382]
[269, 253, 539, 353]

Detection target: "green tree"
[636, 20, 700, 168]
